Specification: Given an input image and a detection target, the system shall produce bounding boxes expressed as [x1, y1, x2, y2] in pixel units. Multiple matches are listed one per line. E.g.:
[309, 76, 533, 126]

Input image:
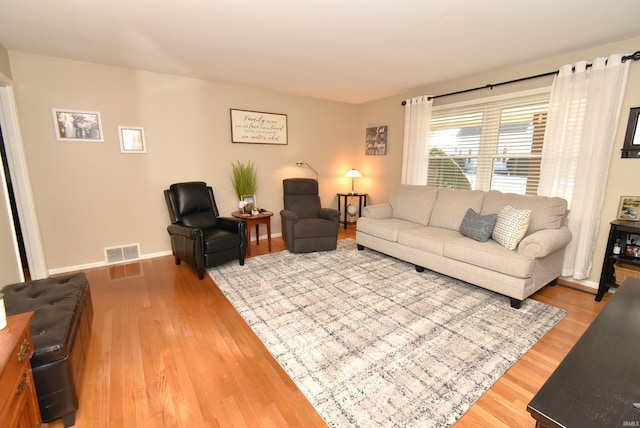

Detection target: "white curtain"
[401, 96, 433, 184]
[539, 54, 630, 279]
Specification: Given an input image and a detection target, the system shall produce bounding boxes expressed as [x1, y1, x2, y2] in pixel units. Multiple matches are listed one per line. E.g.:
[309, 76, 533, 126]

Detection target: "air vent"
[104, 243, 141, 265]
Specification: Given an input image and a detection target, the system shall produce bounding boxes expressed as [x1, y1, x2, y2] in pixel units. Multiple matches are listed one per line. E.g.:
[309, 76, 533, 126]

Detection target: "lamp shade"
[345, 168, 362, 194]
[345, 168, 362, 178]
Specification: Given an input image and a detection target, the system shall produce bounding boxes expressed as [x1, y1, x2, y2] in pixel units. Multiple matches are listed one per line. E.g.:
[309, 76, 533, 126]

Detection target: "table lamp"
[345, 168, 362, 194]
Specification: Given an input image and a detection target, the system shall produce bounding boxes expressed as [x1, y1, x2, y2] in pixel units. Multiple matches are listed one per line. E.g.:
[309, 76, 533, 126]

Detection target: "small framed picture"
[625, 245, 640, 258]
[241, 194, 256, 211]
[617, 196, 640, 221]
[118, 126, 146, 153]
[52, 109, 104, 142]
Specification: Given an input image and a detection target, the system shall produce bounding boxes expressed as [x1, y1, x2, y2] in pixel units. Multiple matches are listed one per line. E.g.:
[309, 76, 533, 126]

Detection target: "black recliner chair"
[164, 182, 247, 279]
[280, 178, 340, 253]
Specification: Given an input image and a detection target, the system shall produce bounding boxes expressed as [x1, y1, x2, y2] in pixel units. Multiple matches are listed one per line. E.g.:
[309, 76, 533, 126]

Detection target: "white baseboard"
[47, 232, 283, 276]
[560, 277, 598, 290]
[48, 250, 172, 276]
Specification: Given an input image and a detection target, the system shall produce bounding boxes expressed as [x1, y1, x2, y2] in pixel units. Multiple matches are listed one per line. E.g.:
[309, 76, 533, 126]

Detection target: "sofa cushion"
[182, 211, 218, 228]
[356, 216, 422, 242]
[459, 208, 497, 242]
[481, 190, 567, 234]
[444, 236, 535, 278]
[492, 206, 531, 250]
[389, 185, 438, 226]
[170, 182, 213, 216]
[397, 226, 461, 256]
[429, 188, 485, 230]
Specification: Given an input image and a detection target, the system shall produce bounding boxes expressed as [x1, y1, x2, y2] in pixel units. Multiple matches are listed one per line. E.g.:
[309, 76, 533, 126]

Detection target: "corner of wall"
[0, 44, 12, 82]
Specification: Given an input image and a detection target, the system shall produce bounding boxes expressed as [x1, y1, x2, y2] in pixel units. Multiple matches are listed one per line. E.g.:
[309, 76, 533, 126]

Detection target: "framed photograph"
[118, 126, 146, 153]
[621, 107, 640, 158]
[230, 109, 287, 145]
[52, 109, 104, 142]
[242, 195, 256, 211]
[617, 196, 640, 221]
[625, 245, 640, 258]
[365, 125, 387, 155]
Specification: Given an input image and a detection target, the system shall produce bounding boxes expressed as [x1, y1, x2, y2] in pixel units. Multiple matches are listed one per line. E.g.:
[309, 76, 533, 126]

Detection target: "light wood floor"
[49, 227, 611, 427]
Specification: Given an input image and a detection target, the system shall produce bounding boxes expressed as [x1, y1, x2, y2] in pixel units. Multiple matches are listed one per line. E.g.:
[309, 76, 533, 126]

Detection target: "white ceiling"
[0, 0, 639, 104]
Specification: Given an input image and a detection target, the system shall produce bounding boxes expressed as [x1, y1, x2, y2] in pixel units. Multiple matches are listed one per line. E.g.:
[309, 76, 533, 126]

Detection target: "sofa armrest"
[216, 217, 248, 242]
[319, 208, 340, 224]
[362, 203, 393, 219]
[167, 223, 201, 240]
[517, 226, 572, 259]
[280, 209, 298, 221]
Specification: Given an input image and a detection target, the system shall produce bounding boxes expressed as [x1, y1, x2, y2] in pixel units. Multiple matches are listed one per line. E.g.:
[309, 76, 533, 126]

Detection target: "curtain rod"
[401, 50, 640, 106]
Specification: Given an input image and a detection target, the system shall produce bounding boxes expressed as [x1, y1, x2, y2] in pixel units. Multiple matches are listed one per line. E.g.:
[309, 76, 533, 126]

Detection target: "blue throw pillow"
[459, 208, 497, 242]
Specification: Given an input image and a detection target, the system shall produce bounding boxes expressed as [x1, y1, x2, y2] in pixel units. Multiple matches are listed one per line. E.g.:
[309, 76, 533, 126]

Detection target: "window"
[426, 91, 549, 195]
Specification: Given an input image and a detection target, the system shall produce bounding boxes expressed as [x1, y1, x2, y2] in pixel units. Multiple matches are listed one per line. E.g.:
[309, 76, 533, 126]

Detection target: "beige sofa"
[355, 185, 571, 308]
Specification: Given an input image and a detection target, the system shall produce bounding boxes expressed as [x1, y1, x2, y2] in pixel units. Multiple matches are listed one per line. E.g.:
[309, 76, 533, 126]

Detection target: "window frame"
[427, 87, 551, 195]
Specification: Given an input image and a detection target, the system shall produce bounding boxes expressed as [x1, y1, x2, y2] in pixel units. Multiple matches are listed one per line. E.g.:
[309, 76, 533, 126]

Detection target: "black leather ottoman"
[2, 272, 93, 427]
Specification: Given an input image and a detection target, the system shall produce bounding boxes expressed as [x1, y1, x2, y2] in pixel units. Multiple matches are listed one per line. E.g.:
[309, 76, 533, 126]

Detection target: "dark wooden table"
[336, 193, 367, 229]
[596, 220, 640, 301]
[527, 278, 640, 428]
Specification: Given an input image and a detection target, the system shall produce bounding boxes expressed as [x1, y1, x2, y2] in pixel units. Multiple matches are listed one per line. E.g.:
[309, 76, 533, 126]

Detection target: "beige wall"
[4, 37, 639, 282]
[357, 37, 640, 287]
[8, 52, 360, 271]
[0, 43, 11, 81]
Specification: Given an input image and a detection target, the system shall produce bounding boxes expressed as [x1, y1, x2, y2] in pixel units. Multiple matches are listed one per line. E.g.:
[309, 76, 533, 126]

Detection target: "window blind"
[427, 91, 549, 195]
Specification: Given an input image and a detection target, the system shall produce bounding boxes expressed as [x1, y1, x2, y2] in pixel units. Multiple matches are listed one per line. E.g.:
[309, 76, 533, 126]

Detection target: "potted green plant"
[230, 160, 258, 201]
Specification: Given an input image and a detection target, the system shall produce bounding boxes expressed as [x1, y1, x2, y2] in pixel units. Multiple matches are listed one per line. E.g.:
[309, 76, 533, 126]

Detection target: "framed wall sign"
[365, 125, 387, 155]
[52, 108, 104, 142]
[230, 109, 288, 145]
[621, 107, 640, 158]
[118, 126, 146, 153]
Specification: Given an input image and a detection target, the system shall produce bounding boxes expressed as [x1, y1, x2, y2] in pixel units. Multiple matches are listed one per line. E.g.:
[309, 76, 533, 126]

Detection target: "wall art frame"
[621, 106, 640, 158]
[118, 126, 147, 153]
[365, 125, 387, 155]
[52, 108, 104, 142]
[230, 109, 288, 145]
[617, 195, 640, 221]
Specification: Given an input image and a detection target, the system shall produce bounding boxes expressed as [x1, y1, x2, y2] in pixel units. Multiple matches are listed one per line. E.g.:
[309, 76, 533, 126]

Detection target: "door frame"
[0, 80, 48, 279]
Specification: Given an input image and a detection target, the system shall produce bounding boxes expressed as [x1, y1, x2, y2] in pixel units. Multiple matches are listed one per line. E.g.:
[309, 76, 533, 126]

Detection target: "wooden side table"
[337, 193, 368, 229]
[232, 211, 273, 257]
[0, 311, 42, 428]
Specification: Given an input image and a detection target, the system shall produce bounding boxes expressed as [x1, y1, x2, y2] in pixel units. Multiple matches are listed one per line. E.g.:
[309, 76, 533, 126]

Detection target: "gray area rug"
[209, 239, 565, 427]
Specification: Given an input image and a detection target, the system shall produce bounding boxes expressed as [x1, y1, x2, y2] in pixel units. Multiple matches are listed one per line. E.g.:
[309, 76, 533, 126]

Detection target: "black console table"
[527, 278, 640, 428]
[596, 220, 640, 301]
[336, 193, 367, 229]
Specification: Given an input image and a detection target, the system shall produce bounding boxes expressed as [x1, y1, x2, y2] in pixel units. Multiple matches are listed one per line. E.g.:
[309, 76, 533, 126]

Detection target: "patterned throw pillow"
[459, 208, 497, 242]
[492, 205, 532, 250]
